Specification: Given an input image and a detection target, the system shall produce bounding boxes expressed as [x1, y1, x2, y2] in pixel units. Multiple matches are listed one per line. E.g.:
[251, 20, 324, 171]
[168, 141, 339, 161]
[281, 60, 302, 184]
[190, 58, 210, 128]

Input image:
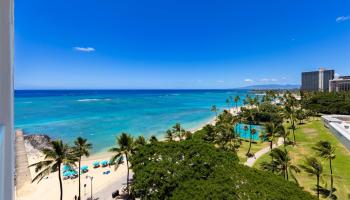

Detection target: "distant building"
[301, 68, 334, 92]
[329, 76, 350, 92]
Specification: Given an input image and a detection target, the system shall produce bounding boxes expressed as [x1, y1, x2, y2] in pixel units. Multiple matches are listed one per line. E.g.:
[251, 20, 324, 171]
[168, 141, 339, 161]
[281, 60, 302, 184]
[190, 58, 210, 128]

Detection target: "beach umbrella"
[63, 165, 71, 172]
[93, 161, 100, 167]
[101, 160, 108, 166]
[63, 171, 71, 177]
[81, 165, 88, 171]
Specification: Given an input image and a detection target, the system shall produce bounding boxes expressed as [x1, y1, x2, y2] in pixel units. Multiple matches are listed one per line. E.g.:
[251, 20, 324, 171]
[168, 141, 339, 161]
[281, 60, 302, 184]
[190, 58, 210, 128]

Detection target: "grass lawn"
[236, 139, 269, 163]
[253, 118, 350, 200]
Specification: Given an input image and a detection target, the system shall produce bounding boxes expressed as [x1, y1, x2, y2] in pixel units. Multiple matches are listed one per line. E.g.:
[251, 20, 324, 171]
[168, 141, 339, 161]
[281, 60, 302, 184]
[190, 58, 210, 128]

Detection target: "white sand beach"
[16, 152, 128, 200]
[16, 105, 246, 200]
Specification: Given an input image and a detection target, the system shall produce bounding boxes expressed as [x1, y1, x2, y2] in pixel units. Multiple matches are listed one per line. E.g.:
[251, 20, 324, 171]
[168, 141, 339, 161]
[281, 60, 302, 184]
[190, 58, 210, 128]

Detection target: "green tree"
[234, 95, 240, 112]
[313, 141, 336, 198]
[134, 135, 146, 149]
[165, 129, 174, 141]
[149, 135, 158, 143]
[261, 148, 300, 182]
[225, 98, 231, 110]
[283, 92, 298, 144]
[246, 128, 256, 156]
[172, 123, 187, 141]
[300, 157, 323, 199]
[131, 139, 316, 200]
[264, 122, 279, 150]
[73, 137, 92, 200]
[109, 133, 134, 196]
[211, 105, 218, 117]
[29, 140, 76, 200]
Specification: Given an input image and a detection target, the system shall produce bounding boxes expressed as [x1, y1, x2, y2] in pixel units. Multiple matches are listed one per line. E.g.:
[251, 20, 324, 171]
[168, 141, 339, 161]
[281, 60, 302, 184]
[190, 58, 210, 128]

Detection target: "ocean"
[15, 89, 250, 153]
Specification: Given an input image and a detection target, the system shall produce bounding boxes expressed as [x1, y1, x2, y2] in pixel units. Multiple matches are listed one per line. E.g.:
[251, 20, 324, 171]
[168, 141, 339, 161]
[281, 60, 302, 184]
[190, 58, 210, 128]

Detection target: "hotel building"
[301, 68, 335, 92]
[329, 76, 350, 92]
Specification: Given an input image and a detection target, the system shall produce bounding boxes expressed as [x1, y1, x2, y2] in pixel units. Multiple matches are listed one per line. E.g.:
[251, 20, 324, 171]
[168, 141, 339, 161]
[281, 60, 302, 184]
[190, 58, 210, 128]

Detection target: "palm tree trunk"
[292, 120, 296, 145]
[270, 140, 273, 151]
[317, 175, 320, 199]
[329, 159, 333, 197]
[58, 163, 63, 200]
[78, 157, 81, 200]
[247, 125, 252, 155]
[125, 154, 130, 196]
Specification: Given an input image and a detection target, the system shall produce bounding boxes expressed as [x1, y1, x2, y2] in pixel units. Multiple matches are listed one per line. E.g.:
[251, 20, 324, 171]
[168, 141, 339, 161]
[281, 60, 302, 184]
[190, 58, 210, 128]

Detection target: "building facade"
[329, 76, 350, 92]
[301, 68, 334, 92]
[0, 0, 15, 199]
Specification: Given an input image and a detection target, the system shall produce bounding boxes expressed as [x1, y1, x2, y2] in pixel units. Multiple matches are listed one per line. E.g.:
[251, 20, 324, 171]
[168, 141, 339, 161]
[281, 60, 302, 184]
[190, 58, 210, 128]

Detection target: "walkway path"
[15, 130, 32, 191]
[244, 137, 284, 167]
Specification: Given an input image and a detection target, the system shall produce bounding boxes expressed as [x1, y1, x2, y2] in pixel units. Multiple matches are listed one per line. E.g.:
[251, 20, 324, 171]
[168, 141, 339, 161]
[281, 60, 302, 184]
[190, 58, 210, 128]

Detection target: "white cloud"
[260, 78, 278, 82]
[335, 73, 340, 78]
[244, 78, 254, 83]
[73, 47, 95, 52]
[336, 16, 350, 23]
[216, 80, 224, 83]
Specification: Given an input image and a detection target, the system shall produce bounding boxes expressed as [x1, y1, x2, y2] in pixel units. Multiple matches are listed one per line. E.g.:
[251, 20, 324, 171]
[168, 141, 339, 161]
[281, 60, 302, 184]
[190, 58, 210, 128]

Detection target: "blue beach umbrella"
[93, 161, 100, 167]
[81, 165, 88, 171]
[63, 171, 71, 177]
[63, 165, 71, 172]
[101, 160, 108, 166]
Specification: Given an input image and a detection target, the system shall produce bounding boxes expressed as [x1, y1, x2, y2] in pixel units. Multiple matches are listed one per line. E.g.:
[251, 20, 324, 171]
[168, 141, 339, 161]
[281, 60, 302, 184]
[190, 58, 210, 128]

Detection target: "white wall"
[0, 0, 14, 199]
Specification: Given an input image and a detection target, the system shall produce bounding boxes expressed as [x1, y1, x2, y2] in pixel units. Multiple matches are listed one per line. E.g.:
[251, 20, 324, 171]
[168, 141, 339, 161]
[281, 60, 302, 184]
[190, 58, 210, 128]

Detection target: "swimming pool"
[234, 123, 264, 141]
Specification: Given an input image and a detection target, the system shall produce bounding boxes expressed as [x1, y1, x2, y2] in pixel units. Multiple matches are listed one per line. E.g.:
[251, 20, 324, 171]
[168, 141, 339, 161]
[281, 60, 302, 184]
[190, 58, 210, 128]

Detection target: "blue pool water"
[235, 123, 264, 141]
[15, 89, 251, 153]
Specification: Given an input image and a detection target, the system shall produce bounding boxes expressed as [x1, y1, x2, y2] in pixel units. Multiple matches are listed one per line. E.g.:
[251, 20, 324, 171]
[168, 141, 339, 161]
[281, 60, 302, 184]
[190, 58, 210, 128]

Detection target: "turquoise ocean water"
[15, 90, 250, 153]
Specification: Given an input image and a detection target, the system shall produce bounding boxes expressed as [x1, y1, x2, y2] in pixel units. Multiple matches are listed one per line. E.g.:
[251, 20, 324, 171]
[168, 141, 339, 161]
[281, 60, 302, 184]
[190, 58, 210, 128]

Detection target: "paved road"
[92, 172, 133, 200]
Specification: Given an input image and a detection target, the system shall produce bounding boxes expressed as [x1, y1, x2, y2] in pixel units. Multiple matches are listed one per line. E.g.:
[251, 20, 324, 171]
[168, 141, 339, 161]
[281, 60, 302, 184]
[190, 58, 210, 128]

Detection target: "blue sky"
[15, 0, 350, 89]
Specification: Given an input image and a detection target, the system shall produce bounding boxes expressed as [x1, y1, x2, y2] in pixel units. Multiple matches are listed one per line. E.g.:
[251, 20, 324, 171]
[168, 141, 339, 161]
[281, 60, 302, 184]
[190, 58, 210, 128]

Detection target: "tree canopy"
[130, 139, 316, 200]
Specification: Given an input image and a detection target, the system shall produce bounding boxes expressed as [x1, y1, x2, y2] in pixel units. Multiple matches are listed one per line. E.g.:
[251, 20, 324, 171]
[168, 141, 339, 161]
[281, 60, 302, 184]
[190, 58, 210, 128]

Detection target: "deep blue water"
[15, 89, 250, 153]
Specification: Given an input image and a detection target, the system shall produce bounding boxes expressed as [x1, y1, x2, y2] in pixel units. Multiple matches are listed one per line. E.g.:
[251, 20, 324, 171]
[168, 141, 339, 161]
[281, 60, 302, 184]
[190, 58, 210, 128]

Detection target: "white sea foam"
[77, 98, 112, 102]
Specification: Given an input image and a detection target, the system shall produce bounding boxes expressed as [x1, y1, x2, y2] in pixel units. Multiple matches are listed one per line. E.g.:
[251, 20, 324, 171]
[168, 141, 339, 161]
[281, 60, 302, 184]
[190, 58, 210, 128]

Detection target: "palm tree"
[300, 157, 323, 199]
[264, 122, 278, 150]
[276, 125, 289, 150]
[246, 128, 256, 156]
[29, 140, 76, 200]
[165, 129, 174, 141]
[172, 123, 185, 141]
[243, 125, 248, 140]
[134, 135, 146, 148]
[313, 141, 336, 197]
[283, 92, 298, 145]
[73, 137, 92, 200]
[109, 133, 134, 196]
[234, 95, 240, 112]
[211, 105, 218, 117]
[261, 148, 300, 182]
[225, 98, 230, 110]
[182, 131, 192, 140]
[149, 135, 158, 143]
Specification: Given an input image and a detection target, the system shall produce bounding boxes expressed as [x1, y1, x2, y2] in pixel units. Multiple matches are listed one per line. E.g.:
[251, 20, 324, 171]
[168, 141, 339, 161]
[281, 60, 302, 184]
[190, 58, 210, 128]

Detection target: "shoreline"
[16, 105, 244, 200]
